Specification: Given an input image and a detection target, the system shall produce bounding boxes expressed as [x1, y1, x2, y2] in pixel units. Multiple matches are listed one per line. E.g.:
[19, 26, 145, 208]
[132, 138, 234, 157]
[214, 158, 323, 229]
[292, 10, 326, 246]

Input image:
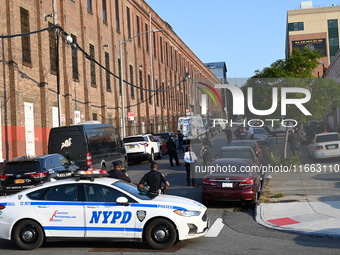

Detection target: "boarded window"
[20, 7, 31, 65]
[90, 44, 96, 87]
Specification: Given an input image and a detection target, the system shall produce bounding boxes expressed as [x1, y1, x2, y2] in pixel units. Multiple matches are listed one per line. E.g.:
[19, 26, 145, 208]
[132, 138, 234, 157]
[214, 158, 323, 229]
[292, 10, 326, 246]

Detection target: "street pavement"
[255, 134, 340, 238]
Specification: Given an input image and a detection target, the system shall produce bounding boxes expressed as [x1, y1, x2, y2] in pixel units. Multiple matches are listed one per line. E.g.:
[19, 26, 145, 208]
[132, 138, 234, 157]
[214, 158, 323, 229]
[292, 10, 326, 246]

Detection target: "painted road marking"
[267, 217, 301, 226]
[205, 218, 224, 237]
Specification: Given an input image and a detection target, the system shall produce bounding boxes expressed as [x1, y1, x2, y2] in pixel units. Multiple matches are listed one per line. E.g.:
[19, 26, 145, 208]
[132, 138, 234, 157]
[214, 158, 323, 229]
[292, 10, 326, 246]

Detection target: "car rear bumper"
[202, 186, 256, 202]
[314, 150, 340, 159]
[126, 152, 149, 161]
[0, 185, 35, 195]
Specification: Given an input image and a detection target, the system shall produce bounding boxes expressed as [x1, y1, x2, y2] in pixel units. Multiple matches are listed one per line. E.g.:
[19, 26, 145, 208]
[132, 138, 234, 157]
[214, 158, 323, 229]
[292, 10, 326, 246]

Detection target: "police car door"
[84, 183, 136, 238]
[32, 183, 85, 238]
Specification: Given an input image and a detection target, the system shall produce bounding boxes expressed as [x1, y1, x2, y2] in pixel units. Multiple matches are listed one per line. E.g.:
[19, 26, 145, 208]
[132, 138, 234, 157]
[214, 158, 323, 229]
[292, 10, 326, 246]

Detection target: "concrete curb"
[255, 203, 340, 239]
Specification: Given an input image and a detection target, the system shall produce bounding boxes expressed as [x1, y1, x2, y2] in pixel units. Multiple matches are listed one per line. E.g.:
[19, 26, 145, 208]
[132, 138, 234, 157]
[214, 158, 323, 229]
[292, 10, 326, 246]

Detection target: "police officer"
[138, 162, 170, 196]
[200, 143, 212, 167]
[166, 135, 180, 167]
[108, 160, 131, 183]
[184, 146, 197, 186]
[177, 130, 184, 153]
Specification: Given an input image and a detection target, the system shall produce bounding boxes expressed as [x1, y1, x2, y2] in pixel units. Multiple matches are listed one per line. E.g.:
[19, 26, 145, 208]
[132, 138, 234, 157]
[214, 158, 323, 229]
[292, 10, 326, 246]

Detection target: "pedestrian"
[138, 161, 170, 197]
[166, 135, 180, 167]
[177, 130, 185, 153]
[202, 132, 212, 148]
[246, 127, 252, 139]
[225, 126, 232, 145]
[238, 127, 248, 140]
[306, 125, 314, 144]
[288, 129, 301, 155]
[184, 146, 198, 186]
[234, 125, 242, 139]
[108, 160, 131, 183]
[200, 143, 212, 167]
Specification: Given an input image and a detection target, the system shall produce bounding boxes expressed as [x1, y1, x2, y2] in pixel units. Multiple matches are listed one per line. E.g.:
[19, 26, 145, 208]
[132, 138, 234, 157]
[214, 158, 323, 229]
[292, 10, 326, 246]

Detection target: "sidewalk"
[256, 200, 340, 238]
[255, 136, 340, 238]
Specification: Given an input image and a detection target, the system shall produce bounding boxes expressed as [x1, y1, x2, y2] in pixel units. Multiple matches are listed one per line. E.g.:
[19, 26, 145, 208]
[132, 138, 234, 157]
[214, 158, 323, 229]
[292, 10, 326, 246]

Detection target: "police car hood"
[152, 194, 205, 211]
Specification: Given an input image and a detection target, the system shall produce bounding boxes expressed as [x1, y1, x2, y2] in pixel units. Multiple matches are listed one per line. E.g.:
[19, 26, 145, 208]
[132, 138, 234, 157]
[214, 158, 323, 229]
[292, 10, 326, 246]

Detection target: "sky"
[145, 0, 340, 79]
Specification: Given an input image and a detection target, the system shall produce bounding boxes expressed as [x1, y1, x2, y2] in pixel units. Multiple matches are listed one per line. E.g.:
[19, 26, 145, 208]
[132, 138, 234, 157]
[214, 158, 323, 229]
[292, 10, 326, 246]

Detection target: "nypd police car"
[0, 169, 209, 250]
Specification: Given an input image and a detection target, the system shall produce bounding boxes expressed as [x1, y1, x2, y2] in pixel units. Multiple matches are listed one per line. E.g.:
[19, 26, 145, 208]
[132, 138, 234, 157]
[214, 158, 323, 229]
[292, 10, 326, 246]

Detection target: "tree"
[244, 48, 340, 158]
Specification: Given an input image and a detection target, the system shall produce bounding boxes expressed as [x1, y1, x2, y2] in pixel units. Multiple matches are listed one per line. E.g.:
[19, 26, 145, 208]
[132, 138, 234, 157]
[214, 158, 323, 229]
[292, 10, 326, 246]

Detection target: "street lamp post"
[119, 29, 163, 137]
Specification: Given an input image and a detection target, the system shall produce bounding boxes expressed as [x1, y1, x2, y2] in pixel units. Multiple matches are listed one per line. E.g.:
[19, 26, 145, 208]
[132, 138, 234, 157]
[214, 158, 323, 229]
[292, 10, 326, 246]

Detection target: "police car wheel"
[12, 220, 44, 250]
[145, 218, 177, 250]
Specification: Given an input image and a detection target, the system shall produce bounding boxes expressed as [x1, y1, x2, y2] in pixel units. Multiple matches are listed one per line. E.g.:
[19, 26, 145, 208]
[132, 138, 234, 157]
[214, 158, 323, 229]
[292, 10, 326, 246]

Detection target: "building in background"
[204, 62, 231, 120]
[0, 0, 221, 161]
[286, 1, 340, 77]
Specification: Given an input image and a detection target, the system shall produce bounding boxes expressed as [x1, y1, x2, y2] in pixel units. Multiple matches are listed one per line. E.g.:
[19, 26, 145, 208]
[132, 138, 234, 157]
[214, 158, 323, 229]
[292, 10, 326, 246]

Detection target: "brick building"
[0, 0, 222, 161]
[286, 1, 340, 77]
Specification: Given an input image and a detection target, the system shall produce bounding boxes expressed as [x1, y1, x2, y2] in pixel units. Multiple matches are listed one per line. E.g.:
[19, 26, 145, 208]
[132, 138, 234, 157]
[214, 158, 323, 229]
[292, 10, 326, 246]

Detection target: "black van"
[48, 122, 127, 171]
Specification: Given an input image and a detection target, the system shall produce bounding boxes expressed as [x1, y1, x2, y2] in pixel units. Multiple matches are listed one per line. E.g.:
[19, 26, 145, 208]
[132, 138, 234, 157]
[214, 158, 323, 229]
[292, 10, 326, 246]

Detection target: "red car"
[202, 158, 262, 205]
[228, 140, 263, 164]
[152, 132, 175, 154]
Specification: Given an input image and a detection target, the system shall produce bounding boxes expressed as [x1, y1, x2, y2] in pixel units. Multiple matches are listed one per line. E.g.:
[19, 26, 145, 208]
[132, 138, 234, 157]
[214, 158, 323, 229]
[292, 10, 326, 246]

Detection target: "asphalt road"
[0, 132, 339, 254]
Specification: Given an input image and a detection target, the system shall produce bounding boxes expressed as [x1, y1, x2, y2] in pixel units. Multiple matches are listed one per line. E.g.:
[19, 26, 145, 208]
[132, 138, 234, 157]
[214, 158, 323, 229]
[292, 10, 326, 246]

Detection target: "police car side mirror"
[116, 196, 129, 206]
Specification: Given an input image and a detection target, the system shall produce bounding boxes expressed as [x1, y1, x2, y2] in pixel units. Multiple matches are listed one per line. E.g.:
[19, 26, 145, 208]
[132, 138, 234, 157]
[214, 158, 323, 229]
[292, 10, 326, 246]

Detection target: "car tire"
[149, 150, 155, 163]
[158, 149, 163, 159]
[12, 219, 44, 250]
[144, 218, 177, 250]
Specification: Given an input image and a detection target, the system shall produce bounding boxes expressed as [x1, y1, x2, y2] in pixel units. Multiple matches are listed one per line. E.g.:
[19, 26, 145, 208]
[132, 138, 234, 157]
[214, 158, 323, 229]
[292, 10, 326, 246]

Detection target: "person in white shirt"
[184, 146, 198, 186]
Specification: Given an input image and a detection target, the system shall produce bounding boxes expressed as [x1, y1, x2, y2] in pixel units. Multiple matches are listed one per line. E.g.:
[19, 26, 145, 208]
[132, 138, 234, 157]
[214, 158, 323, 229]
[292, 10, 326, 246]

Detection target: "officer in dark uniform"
[166, 135, 180, 167]
[138, 162, 170, 197]
[200, 143, 212, 167]
[108, 160, 131, 183]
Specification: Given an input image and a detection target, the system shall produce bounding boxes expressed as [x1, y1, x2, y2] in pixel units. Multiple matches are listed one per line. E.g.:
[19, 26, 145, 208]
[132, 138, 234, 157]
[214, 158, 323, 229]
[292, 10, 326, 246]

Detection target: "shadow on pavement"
[293, 235, 340, 249]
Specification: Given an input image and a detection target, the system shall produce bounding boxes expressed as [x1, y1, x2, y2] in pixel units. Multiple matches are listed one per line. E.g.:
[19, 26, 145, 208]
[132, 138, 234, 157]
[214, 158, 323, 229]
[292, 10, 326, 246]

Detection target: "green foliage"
[242, 48, 340, 123]
[253, 47, 323, 78]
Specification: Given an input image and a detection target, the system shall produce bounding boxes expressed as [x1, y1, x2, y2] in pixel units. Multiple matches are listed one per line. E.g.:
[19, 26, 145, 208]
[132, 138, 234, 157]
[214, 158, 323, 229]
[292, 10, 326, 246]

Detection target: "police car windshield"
[113, 182, 153, 200]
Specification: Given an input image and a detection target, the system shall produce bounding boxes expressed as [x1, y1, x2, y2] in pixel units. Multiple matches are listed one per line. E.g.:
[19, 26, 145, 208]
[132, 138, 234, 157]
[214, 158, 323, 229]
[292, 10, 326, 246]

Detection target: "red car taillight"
[239, 178, 254, 186]
[0, 204, 5, 210]
[0, 175, 8, 181]
[140, 143, 149, 147]
[86, 152, 93, 167]
[315, 145, 323, 150]
[30, 172, 48, 179]
[203, 177, 216, 185]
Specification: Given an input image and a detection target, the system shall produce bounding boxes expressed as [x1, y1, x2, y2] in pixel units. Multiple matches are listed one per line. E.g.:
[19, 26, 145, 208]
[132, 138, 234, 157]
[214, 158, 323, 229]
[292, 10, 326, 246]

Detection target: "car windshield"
[4, 161, 40, 174]
[316, 134, 340, 143]
[218, 150, 254, 160]
[254, 129, 266, 134]
[123, 137, 145, 143]
[113, 182, 153, 200]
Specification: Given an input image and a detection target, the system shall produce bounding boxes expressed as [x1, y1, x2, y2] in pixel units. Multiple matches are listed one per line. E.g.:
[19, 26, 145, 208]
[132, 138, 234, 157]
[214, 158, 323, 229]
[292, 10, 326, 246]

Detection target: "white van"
[178, 115, 205, 143]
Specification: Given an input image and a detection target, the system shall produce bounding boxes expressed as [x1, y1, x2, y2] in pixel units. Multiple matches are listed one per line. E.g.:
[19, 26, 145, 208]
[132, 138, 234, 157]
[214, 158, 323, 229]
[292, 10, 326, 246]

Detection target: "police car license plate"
[15, 179, 25, 184]
[129, 145, 135, 148]
[222, 182, 233, 188]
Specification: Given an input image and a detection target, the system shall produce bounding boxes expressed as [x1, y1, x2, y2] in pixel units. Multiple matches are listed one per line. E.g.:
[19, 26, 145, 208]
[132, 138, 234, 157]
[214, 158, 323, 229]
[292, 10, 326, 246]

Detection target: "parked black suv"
[0, 154, 78, 195]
